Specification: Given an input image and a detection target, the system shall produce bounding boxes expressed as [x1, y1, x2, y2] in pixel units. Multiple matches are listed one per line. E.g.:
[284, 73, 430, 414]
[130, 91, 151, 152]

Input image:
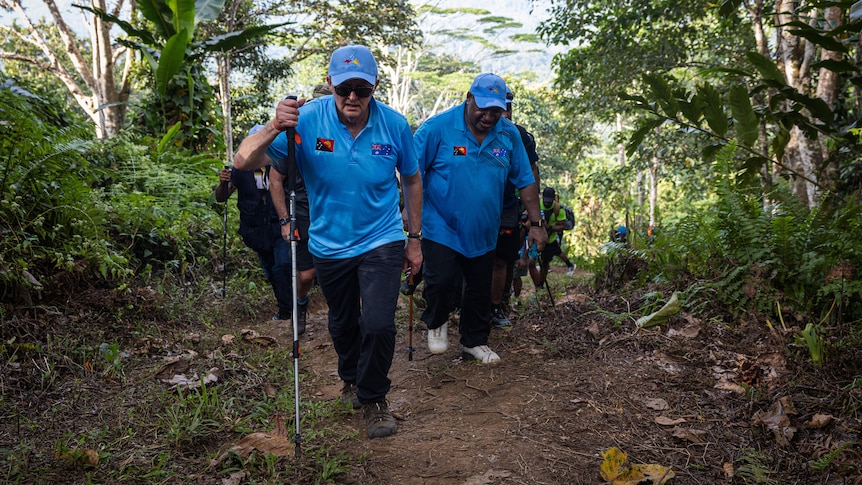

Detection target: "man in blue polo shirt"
[233, 44, 423, 440]
[414, 73, 547, 364]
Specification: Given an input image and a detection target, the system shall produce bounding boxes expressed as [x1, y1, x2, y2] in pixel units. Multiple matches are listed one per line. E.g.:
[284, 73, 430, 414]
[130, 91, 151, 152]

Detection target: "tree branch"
[43, 0, 95, 84]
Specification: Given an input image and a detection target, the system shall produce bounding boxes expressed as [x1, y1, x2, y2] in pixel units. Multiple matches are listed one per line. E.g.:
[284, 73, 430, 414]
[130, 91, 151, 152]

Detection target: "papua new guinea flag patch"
[453, 146, 467, 156]
[316, 138, 334, 152]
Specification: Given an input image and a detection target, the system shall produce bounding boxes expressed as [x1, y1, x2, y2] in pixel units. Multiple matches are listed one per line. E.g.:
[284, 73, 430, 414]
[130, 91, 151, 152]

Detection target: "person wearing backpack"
[214, 126, 285, 319]
[538, 187, 576, 282]
[485, 88, 542, 328]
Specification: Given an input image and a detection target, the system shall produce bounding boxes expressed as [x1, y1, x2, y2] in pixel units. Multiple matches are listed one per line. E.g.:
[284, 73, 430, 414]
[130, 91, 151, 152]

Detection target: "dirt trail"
[264, 282, 736, 485]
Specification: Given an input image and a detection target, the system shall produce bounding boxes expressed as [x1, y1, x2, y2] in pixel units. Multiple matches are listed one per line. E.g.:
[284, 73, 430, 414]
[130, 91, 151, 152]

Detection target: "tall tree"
[539, 0, 748, 122]
[0, 0, 133, 138]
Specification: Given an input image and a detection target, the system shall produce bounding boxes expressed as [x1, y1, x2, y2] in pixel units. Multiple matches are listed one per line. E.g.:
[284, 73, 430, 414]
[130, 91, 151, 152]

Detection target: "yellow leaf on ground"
[600, 447, 675, 484]
[56, 448, 99, 468]
[600, 447, 629, 481]
[631, 463, 675, 484]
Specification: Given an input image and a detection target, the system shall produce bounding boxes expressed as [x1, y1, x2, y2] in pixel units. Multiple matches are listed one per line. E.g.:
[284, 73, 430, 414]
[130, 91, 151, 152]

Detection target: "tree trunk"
[814, 5, 843, 191]
[218, 54, 233, 167]
[649, 156, 659, 231]
[774, 0, 820, 208]
[0, 0, 131, 138]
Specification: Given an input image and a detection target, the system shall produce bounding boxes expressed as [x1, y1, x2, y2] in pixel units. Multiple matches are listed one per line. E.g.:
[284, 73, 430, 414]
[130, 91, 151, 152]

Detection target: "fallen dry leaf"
[56, 448, 99, 468]
[751, 396, 797, 446]
[671, 426, 707, 444]
[153, 357, 190, 380]
[586, 321, 600, 339]
[655, 416, 687, 426]
[162, 367, 222, 391]
[272, 412, 289, 438]
[804, 413, 834, 428]
[636, 291, 679, 329]
[221, 470, 246, 485]
[723, 462, 735, 480]
[241, 329, 277, 346]
[667, 325, 700, 338]
[211, 432, 295, 465]
[221, 334, 236, 346]
[714, 381, 746, 395]
[644, 398, 669, 411]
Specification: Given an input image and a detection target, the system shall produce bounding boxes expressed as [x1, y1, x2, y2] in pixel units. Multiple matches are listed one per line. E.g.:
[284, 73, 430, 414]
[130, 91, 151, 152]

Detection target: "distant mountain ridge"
[414, 0, 562, 81]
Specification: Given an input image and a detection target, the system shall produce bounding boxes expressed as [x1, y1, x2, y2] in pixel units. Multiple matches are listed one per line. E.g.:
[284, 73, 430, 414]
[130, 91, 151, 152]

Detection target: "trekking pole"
[407, 274, 414, 361]
[544, 279, 555, 307]
[284, 95, 303, 457]
[221, 165, 229, 299]
[529, 243, 542, 311]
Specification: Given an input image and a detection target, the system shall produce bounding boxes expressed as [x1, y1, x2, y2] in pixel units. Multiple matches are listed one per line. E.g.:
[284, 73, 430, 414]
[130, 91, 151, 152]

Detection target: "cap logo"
[343, 57, 361, 66]
[487, 87, 500, 93]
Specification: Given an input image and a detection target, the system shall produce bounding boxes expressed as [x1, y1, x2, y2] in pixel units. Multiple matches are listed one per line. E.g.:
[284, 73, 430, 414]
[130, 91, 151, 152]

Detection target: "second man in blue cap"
[413, 73, 547, 364]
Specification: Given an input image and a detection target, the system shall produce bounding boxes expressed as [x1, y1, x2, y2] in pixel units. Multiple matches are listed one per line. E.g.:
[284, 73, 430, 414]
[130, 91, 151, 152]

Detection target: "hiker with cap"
[260, 77, 331, 326]
[233, 44, 423, 440]
[259, 77, 331, 327]
[488, 87, 541, 328]
[413, 73, 547, 364]
[214, 124, 285, 317]
[538, 186, 575, 284]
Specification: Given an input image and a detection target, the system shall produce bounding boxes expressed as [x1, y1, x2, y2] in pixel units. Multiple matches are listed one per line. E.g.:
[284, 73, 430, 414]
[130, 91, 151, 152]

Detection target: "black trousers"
[313, 241, 403, 404]
[420, 239, 494, 349]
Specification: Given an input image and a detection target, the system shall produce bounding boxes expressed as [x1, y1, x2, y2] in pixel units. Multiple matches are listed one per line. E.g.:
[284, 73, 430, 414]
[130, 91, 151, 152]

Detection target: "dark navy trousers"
[420, 239, 494, 349]
[313, 241, 403, 404]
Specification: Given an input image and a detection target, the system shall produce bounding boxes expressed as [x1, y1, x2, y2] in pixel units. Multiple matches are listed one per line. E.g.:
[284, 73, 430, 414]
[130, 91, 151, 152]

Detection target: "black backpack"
[561, 205, 575, 231]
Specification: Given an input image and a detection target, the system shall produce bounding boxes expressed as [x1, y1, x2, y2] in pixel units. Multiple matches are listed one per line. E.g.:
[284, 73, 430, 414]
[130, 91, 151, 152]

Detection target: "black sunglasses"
[334, 84, 374, 98]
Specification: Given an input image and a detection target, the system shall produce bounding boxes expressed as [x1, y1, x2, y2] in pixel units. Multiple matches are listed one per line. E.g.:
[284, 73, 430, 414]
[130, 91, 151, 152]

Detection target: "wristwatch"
[279, 217, 290, 226]
[530, 219, 544, 227]
[407, 232, 422, 240]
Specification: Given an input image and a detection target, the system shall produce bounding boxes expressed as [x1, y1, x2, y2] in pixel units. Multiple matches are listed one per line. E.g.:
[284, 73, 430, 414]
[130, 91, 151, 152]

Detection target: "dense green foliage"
[639, 145, 862, 327]
[0, 79, 223, 305]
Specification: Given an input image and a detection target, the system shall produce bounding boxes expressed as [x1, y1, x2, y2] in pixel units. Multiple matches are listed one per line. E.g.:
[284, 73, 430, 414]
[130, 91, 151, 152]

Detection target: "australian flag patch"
[492, 147, 508, 157]
[316, 138, 334, 152]
[453, 146, 467, 156]
[371, 144, 392, 156]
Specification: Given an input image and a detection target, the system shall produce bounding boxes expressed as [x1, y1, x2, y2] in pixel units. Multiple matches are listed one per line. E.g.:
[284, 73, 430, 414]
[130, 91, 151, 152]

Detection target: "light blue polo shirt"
[414, 103, 534, 257]
[267, 97, 417, 259]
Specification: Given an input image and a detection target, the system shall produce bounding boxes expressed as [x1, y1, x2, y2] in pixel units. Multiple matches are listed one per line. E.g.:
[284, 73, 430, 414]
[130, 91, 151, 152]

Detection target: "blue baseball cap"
[329, 45, 378, 87]
[469, 73, 508, 110]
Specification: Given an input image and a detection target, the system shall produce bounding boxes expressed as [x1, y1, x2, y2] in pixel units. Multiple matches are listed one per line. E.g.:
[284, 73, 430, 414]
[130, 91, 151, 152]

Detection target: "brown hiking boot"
[362, 401, 397, 439]
[340, 382, 360, 409]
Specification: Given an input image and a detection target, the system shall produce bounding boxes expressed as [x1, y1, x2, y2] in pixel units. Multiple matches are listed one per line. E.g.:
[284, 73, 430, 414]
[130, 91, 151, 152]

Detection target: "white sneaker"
[428, 323, 448, 354]
[461, 345, 500, 364]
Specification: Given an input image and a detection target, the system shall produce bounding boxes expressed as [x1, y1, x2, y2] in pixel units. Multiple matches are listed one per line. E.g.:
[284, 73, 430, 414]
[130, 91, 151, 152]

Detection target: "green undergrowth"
[0, 269, 356, 484]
